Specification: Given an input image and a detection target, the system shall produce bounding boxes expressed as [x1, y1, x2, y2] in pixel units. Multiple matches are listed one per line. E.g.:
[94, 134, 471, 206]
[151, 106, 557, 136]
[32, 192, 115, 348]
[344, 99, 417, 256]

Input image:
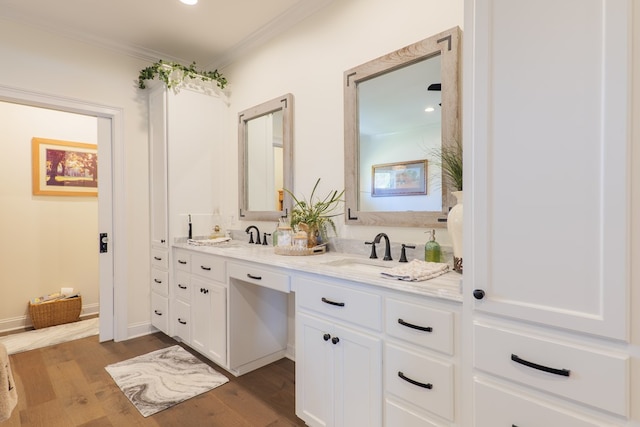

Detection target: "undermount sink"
[321, 257, 394, 274]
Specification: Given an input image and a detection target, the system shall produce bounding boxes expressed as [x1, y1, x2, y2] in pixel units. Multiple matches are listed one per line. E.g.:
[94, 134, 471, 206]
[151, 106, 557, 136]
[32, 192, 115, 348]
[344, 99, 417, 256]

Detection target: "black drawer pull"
[398, 371, 432, 389]
[323, 333, 331, 341]
[321, 297, 345, 307]
[178, 284, 187, 289]
[178, 318, 187, 325]
[398, 318, 433, 332]
[200, 266, 211, 271]
[154, 310, 162, 316]
[247, 273, 262, 280]
[154, 256, 162, 261]
[178, 260, 187, 265]
[511, 354, 570, 377]
[154, 279, 162, 284]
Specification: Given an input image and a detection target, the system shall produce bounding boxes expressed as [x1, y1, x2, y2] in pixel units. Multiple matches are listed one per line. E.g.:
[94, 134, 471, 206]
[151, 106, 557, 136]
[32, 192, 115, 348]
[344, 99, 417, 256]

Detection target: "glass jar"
[276, 226, 292, 247]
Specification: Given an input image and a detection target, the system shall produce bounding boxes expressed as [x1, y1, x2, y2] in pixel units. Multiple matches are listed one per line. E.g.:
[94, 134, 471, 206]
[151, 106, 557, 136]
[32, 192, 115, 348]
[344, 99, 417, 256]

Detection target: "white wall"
[0, 102, 99, 329]
[222, 0, 464, 247]
[0, 18, 151, 333]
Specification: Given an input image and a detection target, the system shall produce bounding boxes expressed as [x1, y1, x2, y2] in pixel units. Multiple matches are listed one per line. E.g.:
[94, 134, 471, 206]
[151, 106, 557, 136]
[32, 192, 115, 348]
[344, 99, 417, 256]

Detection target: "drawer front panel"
[385, 343, 454, 421]
[173, 299, 190, 343]
[191, 253, 225, 283]
[297, 277, 382, 331]
[151, 267, 169, 296]
[174, 250, 190, 272]
[151, 248, 169, 269]
[474, 323, 628, 416]
[228, 262, 290, 293]
[475, 380, 617, 427]
[385, 400, 440, 427]
[386, 298, 454, 355]
[151, 292, 168, 333]
[174, 270, 191, 301]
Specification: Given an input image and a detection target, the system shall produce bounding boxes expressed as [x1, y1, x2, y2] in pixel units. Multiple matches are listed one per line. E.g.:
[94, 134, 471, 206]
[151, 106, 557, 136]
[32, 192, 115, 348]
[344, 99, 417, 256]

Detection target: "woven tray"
[274, 245, 327, 256]
[28, 296, 82, 329]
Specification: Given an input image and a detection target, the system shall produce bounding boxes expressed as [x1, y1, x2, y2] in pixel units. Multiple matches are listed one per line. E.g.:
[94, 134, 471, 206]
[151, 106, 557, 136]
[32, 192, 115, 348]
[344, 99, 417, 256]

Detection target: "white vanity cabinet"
[295, 275, 383, 427]
[189, 252, 227, 367]
[464, 0, 633, 425]
[147, 81, 227, 336]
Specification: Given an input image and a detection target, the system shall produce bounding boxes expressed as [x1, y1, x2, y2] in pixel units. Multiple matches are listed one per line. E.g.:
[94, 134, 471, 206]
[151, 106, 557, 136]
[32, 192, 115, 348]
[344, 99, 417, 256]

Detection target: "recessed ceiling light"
[180, 0, 198, 5]
[425, 106, 435, 113]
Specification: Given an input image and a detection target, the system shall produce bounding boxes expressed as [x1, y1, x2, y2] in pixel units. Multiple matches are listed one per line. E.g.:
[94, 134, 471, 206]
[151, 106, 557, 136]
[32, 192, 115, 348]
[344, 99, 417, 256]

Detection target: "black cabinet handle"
[473, 289, 485, 299]
[178, 318, 187, 325]
[321, 297, 345, 307]
[511, 354, 570, 377]
[178, 284, 187, 289]
[178, 260, 187, 264]
[247, 273, 262, 280]
[398, 371, 432, 389]
[323, 333, 331, 341]
[398, 318, 433, 332]
[161, 239, 166, 243]
[201, 266, 211, 271]
[331, 337, 340, 345]
[154, 279, 162, 284]
[154, 256, 162, 261]
[154, 310, 162, 316]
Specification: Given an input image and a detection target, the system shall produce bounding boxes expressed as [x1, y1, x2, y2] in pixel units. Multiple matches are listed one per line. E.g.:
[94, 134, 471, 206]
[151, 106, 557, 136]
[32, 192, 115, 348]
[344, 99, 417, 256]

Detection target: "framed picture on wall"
[371, 159, 427, 197]
[32, 137, 98, 197]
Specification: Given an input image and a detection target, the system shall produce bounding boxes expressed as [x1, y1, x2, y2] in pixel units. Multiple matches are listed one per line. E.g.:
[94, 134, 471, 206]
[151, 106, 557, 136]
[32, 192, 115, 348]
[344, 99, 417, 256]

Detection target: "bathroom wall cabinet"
[147, 83, 227, 337]
[464, 0, 633, 425]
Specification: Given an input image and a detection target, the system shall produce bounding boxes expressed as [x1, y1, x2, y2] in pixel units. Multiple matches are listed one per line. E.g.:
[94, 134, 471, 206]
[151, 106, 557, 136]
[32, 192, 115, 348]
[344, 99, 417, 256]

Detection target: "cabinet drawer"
[174, 249, 190, 272]
[385, 399, 440, 427]
[228, 262, 290, 293]
[385, 343, 454, 421]
[475, 379, 617, 427]
[297, 277, 382, 331]
[386, 298, 454, 355]
[151, 292, 168, 333]
[151, 248, 169, 269]
[173, 299, 190, 343]
[151, 267, 169, 296]
[474, 323, 628, 416]
[174, 270, 190, 301]
[191, 253, 225, 283]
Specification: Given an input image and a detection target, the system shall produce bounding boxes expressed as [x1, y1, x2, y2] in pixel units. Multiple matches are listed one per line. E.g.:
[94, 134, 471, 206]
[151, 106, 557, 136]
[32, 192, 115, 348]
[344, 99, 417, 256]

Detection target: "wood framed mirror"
[344, 27, 461, 227]
[238, 93, 294, 221]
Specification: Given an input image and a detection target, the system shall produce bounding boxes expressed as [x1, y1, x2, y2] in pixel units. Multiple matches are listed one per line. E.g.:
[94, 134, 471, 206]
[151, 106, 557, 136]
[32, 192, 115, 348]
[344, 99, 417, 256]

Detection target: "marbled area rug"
[0, 318, 99, 355]
[105, 345, 229, 417]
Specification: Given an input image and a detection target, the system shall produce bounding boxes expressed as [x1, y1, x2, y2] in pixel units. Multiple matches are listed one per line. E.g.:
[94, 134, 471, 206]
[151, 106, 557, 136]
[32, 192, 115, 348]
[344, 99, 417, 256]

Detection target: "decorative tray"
[274, 245, 327, 256]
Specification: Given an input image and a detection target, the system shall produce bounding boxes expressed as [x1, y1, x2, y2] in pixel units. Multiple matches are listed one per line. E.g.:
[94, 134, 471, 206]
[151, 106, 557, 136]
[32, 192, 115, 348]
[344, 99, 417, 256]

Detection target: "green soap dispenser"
[425, 229, 442, 262]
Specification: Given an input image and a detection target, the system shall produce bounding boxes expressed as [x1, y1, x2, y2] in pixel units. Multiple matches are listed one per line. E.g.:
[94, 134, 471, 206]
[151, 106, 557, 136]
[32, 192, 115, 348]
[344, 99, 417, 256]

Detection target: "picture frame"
[32, 137, 98, 197]
[371, 159, 427, 197]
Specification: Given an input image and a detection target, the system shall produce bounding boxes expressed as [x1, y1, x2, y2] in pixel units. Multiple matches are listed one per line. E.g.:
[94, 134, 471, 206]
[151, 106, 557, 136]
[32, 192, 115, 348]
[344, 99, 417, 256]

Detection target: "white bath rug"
[105, 345, 229, 417]
[0, 317, 99, 355]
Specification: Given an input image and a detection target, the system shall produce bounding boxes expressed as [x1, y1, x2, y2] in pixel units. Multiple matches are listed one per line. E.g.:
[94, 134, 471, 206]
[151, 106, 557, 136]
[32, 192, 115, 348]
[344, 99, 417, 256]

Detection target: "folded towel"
[0, 343, 17, 422]
[381, 259, 449, 281]
[187, 237, 232, 246]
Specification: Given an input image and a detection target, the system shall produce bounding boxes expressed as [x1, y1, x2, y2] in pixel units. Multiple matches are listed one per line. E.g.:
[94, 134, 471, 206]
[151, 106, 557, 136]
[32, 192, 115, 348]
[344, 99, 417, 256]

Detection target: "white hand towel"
[381, 259, 449, 281]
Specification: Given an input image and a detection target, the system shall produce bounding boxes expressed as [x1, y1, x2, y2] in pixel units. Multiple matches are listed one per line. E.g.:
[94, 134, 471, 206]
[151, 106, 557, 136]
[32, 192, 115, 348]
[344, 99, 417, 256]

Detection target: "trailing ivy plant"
[137, 60, 228, 90]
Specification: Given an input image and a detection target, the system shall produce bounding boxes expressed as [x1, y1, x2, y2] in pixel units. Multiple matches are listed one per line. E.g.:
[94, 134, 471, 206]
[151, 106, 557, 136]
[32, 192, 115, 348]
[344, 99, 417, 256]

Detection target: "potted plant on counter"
[285, 178, 344, 247]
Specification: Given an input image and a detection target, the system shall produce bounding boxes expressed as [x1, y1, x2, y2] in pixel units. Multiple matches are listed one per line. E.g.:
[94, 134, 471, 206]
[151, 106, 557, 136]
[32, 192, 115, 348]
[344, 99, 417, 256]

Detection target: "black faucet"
[373, 233, 392, 261]
[399, 244, 415, 262]
[245, 225, 261, 244]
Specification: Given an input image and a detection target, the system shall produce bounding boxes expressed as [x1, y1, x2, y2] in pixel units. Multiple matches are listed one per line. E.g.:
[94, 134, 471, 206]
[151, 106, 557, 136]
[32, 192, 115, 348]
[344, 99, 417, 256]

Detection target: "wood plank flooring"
[3, 332, 306, 426]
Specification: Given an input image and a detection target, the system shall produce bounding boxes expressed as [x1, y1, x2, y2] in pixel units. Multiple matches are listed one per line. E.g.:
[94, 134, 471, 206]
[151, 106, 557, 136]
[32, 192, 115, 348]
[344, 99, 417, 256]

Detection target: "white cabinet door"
[191, 277, 227, 367]
[466, 0, 631, 340]
[296, 312, 382, 427]
[148, 85, 168, 249]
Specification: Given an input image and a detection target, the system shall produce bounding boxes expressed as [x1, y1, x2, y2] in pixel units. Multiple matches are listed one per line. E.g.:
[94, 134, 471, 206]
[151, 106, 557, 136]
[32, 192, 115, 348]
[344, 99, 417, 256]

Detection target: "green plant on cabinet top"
[138, 60, 227, 90]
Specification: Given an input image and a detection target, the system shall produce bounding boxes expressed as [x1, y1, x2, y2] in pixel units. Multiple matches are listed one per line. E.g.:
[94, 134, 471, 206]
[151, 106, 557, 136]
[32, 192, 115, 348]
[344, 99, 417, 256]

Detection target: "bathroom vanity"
[164, 242, 462, 427]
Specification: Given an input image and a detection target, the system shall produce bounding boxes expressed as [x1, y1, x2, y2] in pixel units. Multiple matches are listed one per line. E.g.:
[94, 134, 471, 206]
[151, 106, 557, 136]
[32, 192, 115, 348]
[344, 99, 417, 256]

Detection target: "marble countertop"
[173, 240, 463, 303]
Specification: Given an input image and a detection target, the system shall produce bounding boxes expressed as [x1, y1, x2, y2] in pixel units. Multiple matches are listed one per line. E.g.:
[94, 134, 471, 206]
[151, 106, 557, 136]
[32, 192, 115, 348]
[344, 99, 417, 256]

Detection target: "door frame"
[0, 84, 127, 342]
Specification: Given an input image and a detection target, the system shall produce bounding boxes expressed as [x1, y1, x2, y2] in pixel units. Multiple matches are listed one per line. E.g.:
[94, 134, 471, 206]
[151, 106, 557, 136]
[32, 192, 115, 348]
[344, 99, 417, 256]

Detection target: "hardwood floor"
[3, 332, 306, 426]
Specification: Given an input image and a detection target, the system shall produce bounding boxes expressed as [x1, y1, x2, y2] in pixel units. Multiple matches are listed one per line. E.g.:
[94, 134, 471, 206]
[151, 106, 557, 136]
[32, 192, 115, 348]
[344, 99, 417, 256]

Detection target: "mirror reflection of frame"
[238, 93, 294, 221]
[344, 26, 461, 227]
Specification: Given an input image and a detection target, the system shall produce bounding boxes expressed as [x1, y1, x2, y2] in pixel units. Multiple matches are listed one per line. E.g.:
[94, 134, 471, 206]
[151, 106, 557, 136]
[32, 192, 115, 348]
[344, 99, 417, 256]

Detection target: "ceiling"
[0, 0, 333, 69]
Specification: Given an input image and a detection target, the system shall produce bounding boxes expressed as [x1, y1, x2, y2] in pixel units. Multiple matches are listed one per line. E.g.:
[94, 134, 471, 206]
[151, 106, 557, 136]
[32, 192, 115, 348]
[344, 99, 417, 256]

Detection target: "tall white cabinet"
[148, 82, 227, 336]
[464, 0, 635, 426]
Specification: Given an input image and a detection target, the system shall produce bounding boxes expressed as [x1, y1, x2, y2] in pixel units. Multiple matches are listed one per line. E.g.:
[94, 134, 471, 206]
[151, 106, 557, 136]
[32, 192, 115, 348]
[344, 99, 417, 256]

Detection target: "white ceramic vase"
[447, 190, 463, 273]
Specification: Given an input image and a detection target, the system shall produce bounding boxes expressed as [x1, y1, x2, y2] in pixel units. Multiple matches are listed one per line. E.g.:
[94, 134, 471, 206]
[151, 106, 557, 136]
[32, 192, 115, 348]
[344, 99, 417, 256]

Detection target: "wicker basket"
[28, 297, 82, 329]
